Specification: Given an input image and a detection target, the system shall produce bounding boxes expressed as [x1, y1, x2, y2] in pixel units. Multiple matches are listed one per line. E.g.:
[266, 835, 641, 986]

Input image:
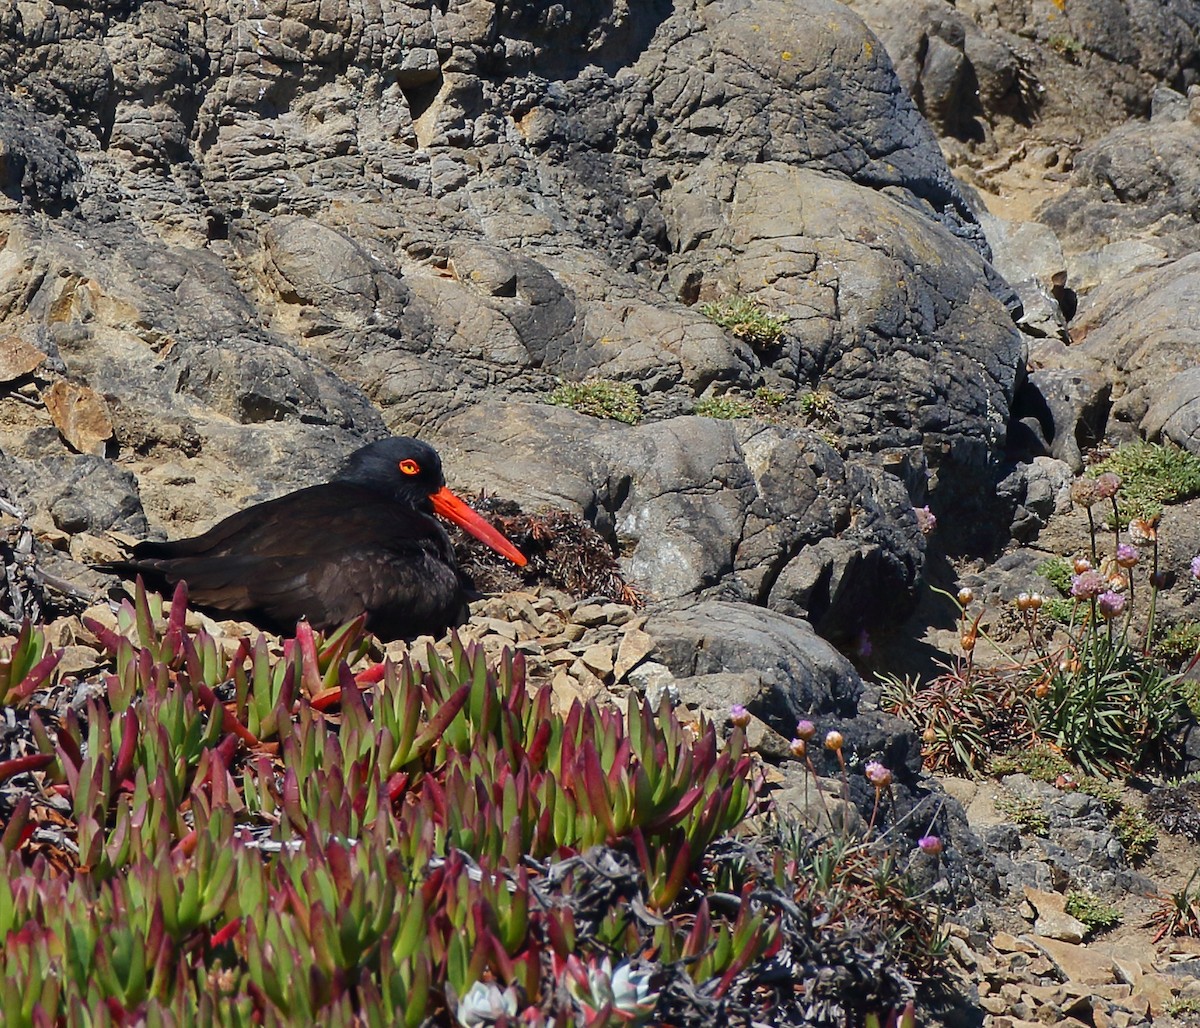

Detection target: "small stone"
[981, 996, 1009, 1014]
[568, 659, 606, 699]
[58, 644, 103, 676]
[571, 603, 610, 626]
[1028, 937, 1118, 986]
[1024, 886, 1069, 915]
[613, 627, 655, 681]
[550, 669, 584, 713]
[474, 616, 519, 641]
[743, 718, 795, 762]
[580, 643, 614, 677]
[628, 660, 674, 694]
[1024, 984, 1065, 1005]
[540, 624, 587, 644]
[947, 936, 977, 969]
[1034, 910, 1088, 944]
[1130, 973, 1178, 1017]
[993, 932, 1038, 955]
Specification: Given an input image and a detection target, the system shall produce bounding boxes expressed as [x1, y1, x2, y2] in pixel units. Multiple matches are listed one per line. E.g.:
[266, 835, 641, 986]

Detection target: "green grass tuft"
[996, 791, 1050, 835]
[1112, 806, 1157, 864]
[694, 395, 756, 420]
[1036, 557, 1074, 596]
[1091, 440, 1200, 523]
[700, 297, 786, 348]
[1064, 891, 1122, 934]
[548, 379, 643, 424]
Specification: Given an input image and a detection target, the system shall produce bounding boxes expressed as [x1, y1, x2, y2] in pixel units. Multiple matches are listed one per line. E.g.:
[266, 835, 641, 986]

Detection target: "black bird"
[106, 437, 527, 640]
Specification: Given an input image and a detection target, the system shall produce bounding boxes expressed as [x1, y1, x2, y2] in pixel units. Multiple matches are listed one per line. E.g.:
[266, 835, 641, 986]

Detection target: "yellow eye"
[398, 459, 420, 476]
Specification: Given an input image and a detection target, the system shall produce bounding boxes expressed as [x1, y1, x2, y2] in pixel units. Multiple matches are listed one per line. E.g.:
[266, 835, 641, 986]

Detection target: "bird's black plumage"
[104, 438, 527, 641]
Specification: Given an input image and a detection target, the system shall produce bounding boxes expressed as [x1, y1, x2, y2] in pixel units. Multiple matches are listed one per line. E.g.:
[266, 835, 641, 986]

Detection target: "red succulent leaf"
[0, 752, 53, 786]
[82, 616, 125, 655]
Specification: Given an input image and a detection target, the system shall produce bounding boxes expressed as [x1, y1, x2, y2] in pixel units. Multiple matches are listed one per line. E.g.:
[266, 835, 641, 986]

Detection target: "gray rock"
[644, 600, 863, 727]
[1065, 253, 1200, 451]
[1040, 112, 1200, 265]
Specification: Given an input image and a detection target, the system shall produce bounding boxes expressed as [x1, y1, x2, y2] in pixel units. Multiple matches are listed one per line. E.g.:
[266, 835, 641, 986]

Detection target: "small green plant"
[1166, 996, 1200, 1017]
[700, 297, 786, 348]
[694, 395, 756, 420]
[1091, 440, 1200, 523]
[1048, 34, 1083, 58]
[1064, 891, 1122, 935]
[548, 379, 642, 424]
[1039, 596, 1075, 625]
[1036, 557, 1074, 596]
[995, 791, 1050, 835]
[1157, 620, 1200, 670]
[798, 390, 839, 425]
[755, 386, 786, 407]
[1113, 806, 1157, 864]
[989, 745, 1073, 782]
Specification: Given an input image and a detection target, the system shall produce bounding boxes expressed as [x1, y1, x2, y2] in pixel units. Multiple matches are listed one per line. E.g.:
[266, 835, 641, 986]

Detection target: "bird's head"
[338, 437, 527, 567]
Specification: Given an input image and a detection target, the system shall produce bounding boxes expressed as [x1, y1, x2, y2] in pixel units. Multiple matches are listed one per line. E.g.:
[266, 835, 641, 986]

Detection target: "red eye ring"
[398, 459, 420, 476]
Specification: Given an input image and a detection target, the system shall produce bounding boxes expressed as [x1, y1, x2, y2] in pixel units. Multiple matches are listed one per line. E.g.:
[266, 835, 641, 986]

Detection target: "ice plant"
[456, 981, 520, 1027]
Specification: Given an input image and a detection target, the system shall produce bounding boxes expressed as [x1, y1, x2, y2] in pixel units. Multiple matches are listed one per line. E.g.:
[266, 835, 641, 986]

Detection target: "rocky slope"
[3, 0, 1200, 1024]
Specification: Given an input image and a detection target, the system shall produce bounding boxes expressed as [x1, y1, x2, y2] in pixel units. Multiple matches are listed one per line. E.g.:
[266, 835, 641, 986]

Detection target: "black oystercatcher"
[106, 438, 527, 640]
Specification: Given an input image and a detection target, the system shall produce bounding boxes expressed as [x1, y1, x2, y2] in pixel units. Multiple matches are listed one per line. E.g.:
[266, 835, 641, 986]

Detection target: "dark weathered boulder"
[1039, 94, 1200, 264]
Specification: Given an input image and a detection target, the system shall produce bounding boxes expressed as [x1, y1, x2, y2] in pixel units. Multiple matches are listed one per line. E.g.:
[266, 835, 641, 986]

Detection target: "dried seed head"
[957, 587, 974, 607]
[1029, 592, 1043, 610]
[1128, 518, 1158, 546]
[824, 730, 844, 752]
[1016, 592, 1032, 612]
[789, 737, 807, 759]
[1070, 478, 1099, 508]
[795, 719, 816, 741]
[1095, 472, 1121, 499]
[1073, 557, 1093, 574]
[729, 704, 751, 728]
[922, 726, 937, 744]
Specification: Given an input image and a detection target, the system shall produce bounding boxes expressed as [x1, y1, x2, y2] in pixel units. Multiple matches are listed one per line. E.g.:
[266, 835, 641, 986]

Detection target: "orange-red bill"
[430, 486, 528, 567]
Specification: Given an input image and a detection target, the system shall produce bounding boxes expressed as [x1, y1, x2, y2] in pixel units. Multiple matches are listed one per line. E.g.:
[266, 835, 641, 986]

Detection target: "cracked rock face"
[0, 0, 1027, 639]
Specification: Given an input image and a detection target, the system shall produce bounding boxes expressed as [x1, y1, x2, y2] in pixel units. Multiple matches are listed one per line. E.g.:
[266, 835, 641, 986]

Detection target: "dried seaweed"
[454, 496, 640, 606]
